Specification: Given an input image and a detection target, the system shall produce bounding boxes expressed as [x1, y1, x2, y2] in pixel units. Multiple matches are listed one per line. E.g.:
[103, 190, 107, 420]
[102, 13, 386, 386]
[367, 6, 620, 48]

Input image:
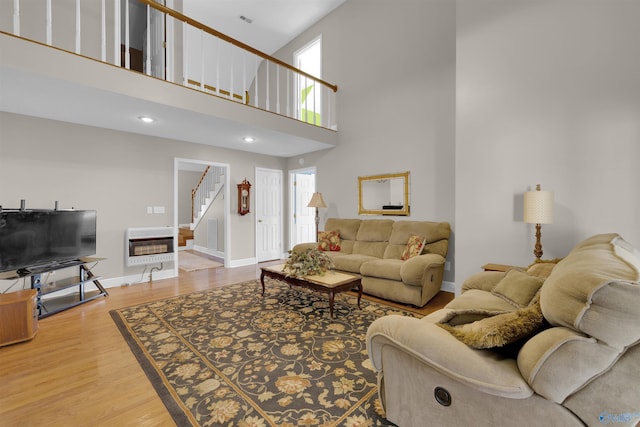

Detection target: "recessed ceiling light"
[242, 136, 256, 143]
[138, 116, 155, 123]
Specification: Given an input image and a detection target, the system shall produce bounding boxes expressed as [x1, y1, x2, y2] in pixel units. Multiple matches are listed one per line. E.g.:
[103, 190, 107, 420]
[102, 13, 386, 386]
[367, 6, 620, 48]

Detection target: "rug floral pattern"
[111, 278, 415, 427]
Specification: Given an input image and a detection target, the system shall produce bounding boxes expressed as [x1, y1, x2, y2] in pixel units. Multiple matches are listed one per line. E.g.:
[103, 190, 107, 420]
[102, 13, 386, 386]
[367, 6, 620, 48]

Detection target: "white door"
[146, 2, 165, 79]
[256, 168, 282, 262]
[292, 171, 316, 246]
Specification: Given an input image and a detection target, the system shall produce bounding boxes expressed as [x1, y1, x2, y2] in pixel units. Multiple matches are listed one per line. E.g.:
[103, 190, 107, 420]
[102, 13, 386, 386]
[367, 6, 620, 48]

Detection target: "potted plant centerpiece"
[284, 248, 334, 277]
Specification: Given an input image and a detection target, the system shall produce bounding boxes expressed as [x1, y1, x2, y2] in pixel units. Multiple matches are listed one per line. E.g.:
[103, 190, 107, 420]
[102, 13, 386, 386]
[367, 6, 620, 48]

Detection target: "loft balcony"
[0, 1, 338, 157]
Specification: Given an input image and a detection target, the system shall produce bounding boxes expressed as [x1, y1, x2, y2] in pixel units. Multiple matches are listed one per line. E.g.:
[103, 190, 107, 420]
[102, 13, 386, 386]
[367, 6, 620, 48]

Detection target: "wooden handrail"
[137, 0, 338, 93]
[192, 165, 211, 222]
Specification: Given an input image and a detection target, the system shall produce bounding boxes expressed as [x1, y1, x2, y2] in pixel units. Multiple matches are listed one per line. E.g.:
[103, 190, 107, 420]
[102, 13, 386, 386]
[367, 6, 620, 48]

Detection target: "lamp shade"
[307, 192, 327, 209]
[524, 188, 554, 224]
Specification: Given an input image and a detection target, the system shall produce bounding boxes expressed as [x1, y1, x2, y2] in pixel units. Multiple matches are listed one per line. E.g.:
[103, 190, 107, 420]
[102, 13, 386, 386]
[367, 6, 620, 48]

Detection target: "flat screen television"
[0, 210, 97, 275]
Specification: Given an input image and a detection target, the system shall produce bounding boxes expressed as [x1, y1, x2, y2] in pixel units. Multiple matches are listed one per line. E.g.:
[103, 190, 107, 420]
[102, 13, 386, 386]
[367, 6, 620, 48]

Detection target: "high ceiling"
[185, 0, 346, 55]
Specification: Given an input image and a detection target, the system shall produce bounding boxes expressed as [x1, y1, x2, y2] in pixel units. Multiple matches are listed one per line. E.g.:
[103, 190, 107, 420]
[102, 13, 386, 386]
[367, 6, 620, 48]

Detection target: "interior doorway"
[289, 167, 317, 248]
[255, 168, 283, 262]
[174, 158, 230, 268]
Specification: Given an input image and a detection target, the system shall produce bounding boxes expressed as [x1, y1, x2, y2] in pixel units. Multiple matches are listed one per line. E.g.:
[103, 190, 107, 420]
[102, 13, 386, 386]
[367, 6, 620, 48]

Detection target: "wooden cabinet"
[0, 289, 38, 347]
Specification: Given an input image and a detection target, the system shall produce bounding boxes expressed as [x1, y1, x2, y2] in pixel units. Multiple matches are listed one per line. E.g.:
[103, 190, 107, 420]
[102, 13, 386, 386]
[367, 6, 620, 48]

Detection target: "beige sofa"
[293, 218, 451, 307]
[367, 233, 640, 427]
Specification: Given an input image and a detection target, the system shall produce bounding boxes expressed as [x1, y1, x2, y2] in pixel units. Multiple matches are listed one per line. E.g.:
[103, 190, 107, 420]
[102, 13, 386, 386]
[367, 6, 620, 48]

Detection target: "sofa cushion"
[387, 220, 451, 258]
[331, 254, 379, 274]
[317, 230, 341, 251]
[541, 233, 640, 348]
[352, 241, 389, 258]
[401, 235, 426, 260]
[437, 300, 545, 349]
[447, 289, 521, 313]
[360, 259, 403, 281]
[491, 269, 545, 308]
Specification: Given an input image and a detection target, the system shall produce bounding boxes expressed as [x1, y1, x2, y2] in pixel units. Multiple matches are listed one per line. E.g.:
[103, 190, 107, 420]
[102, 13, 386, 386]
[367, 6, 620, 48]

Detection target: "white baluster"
[12, 0, 19, 36]
[254, 56, 259, 108]
[200, 30, 205, 91]
[276, 65, 280, 114]
[229, 47, 234, 100]
[113, 0, 120, 66]
[46, 0, 51, 45]
[101, 0, 106, 62]
[265, 60, 270, 111]
[75, 0, 81, 54]
[215, 37, 220, 95]
[286, 69, 290, 118]
[145, 4, 151, 75]
[124, 0, 130, 69]
[182, 23, 188, 85]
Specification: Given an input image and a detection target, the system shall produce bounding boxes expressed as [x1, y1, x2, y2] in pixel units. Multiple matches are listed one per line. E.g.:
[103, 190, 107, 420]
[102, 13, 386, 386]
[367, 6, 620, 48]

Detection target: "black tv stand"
[29, 258, 108, 319]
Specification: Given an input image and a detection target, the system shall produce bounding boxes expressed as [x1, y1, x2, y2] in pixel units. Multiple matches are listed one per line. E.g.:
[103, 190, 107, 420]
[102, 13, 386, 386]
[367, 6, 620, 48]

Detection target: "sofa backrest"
[323, 218, 451, 259]
[353, 219, 394, 258]
[383, 220, 451, 259]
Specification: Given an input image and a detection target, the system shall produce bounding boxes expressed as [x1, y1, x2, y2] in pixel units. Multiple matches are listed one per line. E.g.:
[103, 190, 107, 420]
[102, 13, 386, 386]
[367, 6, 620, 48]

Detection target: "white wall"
[0, 112, 285, 288]
[280, 0, 457, 282]
[455, 0, 640, 288]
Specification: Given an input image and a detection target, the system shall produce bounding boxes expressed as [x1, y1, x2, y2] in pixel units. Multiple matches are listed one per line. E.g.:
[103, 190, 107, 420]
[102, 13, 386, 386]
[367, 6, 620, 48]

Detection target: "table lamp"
[524, 184, 554, 260]
[307, 192, 327, 242]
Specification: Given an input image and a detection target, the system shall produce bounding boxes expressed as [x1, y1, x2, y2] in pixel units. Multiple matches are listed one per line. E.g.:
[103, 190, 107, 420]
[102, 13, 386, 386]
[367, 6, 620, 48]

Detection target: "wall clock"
[237, 178, 251, 215]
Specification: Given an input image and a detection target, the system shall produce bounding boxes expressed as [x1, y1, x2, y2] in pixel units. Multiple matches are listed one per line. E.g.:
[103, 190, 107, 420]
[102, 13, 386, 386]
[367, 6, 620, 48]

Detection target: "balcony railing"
[2, 0, 338, 130]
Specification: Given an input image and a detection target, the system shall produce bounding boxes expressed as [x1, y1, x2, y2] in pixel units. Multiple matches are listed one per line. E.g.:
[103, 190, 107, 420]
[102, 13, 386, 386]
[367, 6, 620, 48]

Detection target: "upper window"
[294, 37, 322, 125]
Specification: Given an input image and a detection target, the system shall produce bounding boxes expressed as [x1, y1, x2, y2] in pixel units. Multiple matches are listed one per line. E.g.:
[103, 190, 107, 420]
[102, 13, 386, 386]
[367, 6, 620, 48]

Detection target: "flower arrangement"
[284, 248, 335, 277]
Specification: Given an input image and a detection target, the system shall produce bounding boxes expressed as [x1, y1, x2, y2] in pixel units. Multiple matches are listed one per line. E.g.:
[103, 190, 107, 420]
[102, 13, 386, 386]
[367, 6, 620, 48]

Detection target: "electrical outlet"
[147, 206, 153, 214]
[153, 206, 165, 214]
[445, 261, 451, 271]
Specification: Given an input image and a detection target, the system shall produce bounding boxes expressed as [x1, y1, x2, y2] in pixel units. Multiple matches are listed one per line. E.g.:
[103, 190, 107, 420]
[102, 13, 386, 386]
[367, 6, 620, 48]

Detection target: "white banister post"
[242, 52, 247, 104]
[13, 0, 20, 36]
[145, 4, 151, 75]
[286, 69, 290, 118]
[101, 0, 106, 62]
[46, 0, 52, 45]
[75, 0, 81, 54]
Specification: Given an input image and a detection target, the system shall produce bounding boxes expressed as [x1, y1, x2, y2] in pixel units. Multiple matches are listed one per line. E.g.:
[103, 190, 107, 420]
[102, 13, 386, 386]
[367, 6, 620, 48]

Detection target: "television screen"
[0, 210, 97, 274]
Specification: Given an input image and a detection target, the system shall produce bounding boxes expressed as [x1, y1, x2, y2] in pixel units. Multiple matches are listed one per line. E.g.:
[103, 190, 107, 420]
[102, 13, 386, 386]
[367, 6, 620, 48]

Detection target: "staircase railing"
[192, 165, 224, 226]
[1, 0, 338, 130]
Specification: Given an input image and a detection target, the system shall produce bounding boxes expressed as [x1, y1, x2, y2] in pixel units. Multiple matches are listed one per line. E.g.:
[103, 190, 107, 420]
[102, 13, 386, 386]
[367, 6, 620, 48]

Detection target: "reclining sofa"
[293, 218, 451, 307]
[367, 233, 640, 427]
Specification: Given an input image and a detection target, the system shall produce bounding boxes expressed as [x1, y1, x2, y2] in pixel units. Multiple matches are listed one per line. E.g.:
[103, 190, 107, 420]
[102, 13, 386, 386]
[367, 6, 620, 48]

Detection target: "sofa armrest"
[367, 315, 533, 398]
[400, 253, 445, 287]
[291, 242, 318, 253]
[461, 271, 506, 293]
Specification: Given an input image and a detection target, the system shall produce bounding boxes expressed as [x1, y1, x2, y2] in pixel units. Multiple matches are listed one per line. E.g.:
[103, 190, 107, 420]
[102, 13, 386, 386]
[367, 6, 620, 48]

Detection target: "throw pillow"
[437, 300, 545, 349]
[491, 269, 545, 308]
[401, 235, 426, 261]
[317, 230, 341, 251]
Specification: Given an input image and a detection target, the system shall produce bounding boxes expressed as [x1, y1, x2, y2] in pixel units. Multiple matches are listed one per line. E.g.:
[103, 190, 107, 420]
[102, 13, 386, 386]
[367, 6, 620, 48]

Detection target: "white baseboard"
[229, 257, 257, 268]
[192, 245, 224, 259]
[441, 280, 455, 294]
[100, 268, 177, 289]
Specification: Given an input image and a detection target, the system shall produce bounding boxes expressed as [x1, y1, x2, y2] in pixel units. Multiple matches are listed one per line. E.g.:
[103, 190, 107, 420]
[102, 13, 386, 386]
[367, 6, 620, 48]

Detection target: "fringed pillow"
[437, 298, 545, 349]
[401, 235, 426, 260]
[317, 230, 341, 251]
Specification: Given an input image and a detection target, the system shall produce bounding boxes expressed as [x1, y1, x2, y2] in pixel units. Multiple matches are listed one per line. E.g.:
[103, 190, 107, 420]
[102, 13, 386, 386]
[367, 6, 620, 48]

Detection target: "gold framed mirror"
[358, 171, 410, 216]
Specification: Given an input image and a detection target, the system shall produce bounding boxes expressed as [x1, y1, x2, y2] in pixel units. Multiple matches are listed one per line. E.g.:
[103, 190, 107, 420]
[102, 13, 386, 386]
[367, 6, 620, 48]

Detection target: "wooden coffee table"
[260, 264, 362, 318]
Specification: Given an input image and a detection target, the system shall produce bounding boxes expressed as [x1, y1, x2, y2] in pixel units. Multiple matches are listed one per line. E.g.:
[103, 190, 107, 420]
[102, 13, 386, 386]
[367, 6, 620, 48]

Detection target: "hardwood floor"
[0, 262, 452, 426]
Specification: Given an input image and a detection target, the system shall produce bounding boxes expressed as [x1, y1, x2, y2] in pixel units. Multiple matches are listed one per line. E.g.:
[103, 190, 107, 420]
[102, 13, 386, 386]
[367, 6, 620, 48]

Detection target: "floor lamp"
[524, 184, 554, 260]
[307, 192, 327, 242]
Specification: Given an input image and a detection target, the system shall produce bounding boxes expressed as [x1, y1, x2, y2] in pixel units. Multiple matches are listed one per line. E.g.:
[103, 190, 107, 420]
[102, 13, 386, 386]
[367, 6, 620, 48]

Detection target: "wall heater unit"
[125, 227, 175, 266]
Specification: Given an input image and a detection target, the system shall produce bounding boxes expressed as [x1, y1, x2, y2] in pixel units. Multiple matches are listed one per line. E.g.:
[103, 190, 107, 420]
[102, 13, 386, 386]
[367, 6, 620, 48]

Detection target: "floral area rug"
[110, 278, 416, 426]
